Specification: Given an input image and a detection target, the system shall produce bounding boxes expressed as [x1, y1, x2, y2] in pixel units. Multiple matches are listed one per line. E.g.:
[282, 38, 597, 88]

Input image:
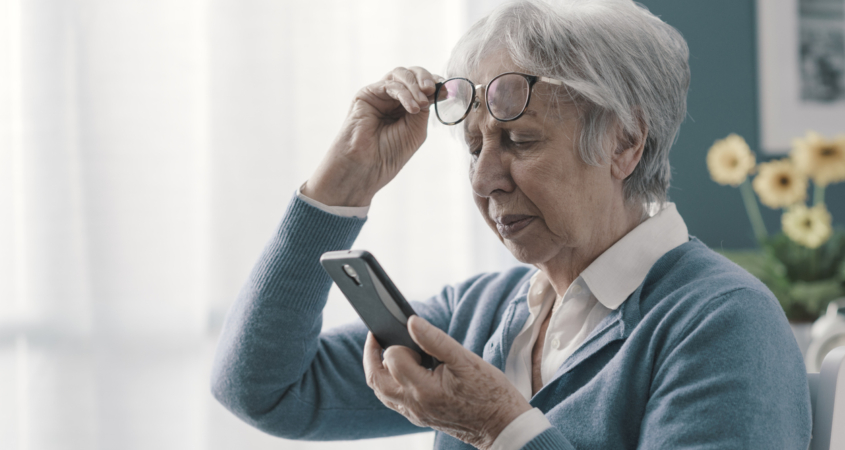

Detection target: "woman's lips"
[495, 215, 535, 238]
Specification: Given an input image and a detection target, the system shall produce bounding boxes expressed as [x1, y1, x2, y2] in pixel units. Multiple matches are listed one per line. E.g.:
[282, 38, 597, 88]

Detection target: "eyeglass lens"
[434, 74, 531, 125]
[435, 79, 474, 125]
[487, 74, 530, 121]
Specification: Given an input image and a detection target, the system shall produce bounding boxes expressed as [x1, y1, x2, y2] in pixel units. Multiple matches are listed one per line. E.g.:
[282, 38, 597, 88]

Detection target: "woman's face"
[465, 54, 621, 266]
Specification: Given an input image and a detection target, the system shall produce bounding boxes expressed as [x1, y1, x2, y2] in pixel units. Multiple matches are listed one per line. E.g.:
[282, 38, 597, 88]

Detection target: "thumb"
[408, 315, 466, 366]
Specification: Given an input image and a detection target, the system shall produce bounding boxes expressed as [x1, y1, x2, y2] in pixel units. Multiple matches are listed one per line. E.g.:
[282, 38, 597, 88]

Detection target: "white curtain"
[0, 0, 517, 449]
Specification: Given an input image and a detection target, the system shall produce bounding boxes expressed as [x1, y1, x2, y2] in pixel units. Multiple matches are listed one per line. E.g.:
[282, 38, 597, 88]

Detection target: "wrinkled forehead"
[467, 50, 519, 85]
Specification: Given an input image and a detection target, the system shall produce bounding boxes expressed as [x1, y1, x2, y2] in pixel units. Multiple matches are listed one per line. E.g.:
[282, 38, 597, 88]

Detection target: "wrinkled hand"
[363, 316, 532, 449]
[303, 66, 441, 207]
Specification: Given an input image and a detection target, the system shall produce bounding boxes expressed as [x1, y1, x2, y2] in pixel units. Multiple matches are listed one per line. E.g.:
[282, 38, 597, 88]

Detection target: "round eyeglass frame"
[433, 72, 564, 126]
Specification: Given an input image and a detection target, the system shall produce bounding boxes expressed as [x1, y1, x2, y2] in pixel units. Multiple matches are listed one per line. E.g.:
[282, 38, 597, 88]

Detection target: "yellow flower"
[752, 159, 808, 209]
[782, 204, 833, 249]
[706, 134, 756, 186]
[790, 131, 845, 186]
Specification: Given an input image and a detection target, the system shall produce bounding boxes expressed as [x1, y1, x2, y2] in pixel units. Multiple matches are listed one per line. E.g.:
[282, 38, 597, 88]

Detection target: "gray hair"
[446, 0, 690, 206]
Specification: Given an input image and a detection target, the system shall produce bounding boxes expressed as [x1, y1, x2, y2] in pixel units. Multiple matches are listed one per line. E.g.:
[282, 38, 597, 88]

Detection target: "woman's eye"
[510, 140, 535, 148]
[466, 141, 482, 157]
[506, 132, 537, 148]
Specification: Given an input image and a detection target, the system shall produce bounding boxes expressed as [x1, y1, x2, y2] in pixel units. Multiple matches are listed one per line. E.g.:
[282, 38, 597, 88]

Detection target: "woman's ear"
[610, 115, 648, 181]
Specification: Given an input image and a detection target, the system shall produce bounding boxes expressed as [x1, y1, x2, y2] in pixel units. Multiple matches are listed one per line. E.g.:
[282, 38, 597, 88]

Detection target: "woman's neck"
[537, 201, 646, 297]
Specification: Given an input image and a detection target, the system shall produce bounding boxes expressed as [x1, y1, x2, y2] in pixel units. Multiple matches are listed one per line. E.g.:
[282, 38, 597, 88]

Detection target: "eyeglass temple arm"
[538, 76, 564, 86]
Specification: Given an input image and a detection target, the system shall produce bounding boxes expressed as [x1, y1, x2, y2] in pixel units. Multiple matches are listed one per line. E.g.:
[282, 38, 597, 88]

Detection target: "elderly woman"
[211, 0, 811, 448]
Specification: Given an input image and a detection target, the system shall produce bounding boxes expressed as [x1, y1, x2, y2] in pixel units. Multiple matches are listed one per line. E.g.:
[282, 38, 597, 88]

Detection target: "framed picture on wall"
[757, 0, 845, 154]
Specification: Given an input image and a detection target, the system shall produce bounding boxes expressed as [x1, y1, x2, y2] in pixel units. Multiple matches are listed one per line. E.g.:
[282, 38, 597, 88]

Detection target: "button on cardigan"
[211, 194, 812, 449]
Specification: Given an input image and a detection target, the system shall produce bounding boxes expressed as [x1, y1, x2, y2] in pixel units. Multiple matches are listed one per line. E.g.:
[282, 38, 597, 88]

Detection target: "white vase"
[790, 321, 813, 358]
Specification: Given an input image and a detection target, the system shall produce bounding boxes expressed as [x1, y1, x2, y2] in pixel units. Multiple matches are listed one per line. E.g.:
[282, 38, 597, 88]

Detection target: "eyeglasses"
[433, 72, 565, 125]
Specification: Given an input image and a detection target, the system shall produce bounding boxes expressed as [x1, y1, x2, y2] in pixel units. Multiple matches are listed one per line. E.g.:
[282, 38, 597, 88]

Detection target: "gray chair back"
[808, 346, 845, 450]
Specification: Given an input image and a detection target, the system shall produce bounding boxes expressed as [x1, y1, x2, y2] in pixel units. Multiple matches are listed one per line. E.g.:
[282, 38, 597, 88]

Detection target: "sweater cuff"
[521, 426, 576, 450]
[490, 408, 552, 450]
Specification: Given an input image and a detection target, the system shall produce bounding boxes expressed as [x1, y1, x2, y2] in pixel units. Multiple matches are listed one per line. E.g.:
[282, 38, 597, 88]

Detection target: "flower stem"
[813, 183, 826, 206]
[740, 180, 768, 245]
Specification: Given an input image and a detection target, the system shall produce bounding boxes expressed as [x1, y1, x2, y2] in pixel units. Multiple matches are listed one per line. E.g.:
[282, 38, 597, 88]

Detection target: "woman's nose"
[470, 146, 515, 198]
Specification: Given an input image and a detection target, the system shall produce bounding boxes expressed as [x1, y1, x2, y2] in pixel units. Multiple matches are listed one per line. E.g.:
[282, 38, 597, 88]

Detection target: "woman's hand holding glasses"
[302, 66, 441, 208]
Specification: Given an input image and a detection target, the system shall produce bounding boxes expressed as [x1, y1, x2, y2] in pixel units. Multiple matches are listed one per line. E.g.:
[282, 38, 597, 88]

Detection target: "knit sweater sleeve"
[210, 194, 448, 440]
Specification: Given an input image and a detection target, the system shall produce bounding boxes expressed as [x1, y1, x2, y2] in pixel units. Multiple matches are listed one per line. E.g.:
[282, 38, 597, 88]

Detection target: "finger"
[382, 345, 427, 387]
[390, 67, 429, 106]
[363, 332, 386, 388]
[408, 315, 469, 366]
[423, 74, 448, 105]
[383, 81, 421, 114]
[363, 333, 406, 401]
[407, 67, 440, 96]
[384, 344, 423, 366]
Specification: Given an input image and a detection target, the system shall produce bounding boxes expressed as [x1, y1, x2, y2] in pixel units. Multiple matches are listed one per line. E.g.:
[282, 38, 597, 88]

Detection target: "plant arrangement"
[707, 132, 845, 321]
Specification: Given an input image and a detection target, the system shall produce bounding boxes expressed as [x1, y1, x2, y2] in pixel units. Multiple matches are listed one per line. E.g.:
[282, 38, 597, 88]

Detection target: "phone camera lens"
[342, 264, 363, 286]
[342, 264, 358, 278]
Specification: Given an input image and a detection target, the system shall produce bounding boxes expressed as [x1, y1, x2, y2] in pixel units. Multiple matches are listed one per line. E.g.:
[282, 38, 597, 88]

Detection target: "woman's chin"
[502, 239, 556, 265]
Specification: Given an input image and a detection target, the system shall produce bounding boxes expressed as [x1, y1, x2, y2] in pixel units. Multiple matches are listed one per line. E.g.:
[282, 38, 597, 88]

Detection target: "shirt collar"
[527, 268, 590, 313]
[580, 202, 689, 310]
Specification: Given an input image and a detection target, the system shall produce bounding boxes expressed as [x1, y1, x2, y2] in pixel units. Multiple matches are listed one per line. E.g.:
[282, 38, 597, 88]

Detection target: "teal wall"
[639, 0, 845, 249]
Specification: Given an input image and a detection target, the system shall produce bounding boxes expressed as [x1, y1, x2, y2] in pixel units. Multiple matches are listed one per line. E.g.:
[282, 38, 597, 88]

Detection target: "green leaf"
[788, 279, 845, 314]
[717, 247, 845, 321]
[766, 229, 845, 282]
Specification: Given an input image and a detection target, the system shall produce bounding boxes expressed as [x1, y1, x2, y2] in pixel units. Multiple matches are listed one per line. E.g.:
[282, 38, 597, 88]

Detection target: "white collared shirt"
[504, 271, 610, 400]
[296, 186, 689, 450]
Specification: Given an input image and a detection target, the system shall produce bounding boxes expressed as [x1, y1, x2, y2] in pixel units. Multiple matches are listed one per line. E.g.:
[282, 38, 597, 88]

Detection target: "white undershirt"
[295, 185, 689, 449]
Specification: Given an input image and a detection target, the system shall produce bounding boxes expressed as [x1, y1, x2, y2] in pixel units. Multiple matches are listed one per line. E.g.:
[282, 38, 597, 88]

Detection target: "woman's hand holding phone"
[363, 316, 533, 450]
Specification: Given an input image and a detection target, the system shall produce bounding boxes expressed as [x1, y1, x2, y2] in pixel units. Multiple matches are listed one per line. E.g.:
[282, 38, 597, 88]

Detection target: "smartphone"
[320, 250, 439, 369]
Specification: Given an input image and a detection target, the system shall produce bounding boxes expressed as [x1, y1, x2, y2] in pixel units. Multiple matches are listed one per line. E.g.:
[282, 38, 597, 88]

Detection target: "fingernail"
[423, 79, 435, 89]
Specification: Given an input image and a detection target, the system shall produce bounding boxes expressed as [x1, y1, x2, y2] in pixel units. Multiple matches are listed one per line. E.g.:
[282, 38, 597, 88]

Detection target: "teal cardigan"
[211, 195, 812, 449]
